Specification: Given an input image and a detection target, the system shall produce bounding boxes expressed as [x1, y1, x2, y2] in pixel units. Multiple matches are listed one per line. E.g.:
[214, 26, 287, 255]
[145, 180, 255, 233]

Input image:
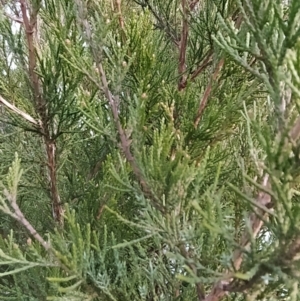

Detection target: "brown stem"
[46, 141, 64, 224]
[75, 0, 165, 213]
[203, 115, 300, 300]
[114, 0, 126, 43]
[194, 58, 224, 128]
[96, 201, 107, 220]
[20, 0, 63, 225]
[190, 50, 213, 81]
[98, 63, 164, 212]
[178, 0, 189, 91]
[20, 0, 39, 100]
[115, 0, 124, 30]
[193, 7, 244, 126]
[4, 189, 50, 250]
[177, 49, 213, 91]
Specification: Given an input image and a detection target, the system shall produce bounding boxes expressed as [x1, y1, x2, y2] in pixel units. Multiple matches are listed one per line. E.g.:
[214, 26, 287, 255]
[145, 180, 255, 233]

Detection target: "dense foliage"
[0, 0, 300, 300]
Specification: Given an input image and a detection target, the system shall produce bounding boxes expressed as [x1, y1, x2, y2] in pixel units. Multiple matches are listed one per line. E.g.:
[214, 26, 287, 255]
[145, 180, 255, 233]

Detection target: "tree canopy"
[0, 0, 300, 300]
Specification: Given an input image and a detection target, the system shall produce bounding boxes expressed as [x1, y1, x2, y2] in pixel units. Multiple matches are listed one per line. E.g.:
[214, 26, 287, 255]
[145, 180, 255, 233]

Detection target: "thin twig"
[144, 0, 180, 47]
[178, 0, 189, 90]
[179, 243, 205, 300]
[114, 0, 126, 43]
[115, 0, 125, 30]
[4, 12, 23, 24]
[75, 1, 165, 213]
[3, 189, 50, 251]
[0, 95, 39, 125]
[193, 8, 244, 127]
[194, 58, 224, 128]
[190, 50, 214, 81]
[204, 115, 300, 300]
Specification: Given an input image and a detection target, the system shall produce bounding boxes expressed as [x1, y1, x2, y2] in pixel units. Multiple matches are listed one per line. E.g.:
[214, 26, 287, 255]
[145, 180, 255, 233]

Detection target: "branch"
[76, 1, 165, 213]
[20, 0, 39, 101]
[20, 0, 63, 225]
[114, 0, 125, 31]
[190, 50, 214, 81]
[4, 12, 23, 24]
[114, 0, 126, 43]
[203, 116, 300, 300]
[0, 95, 39, 125]
[203, 174, 271, 301]
[143, 0, 180, 47]
[193, 9, 244, 127]
[97, 63, 165, 213]
[3, 189, 50, 251]
[194, 58, 224, 128]
[178, 0, 189, 90]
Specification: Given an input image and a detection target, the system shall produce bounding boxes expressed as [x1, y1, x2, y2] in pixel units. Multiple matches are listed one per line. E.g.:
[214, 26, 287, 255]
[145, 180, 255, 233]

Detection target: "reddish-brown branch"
[178, 0, 189, 90]
[3, 190, 74, 275]
[20, 0, 39, 100]
[194, 58, 224, 128]
[115, 0, 124, 30]
[20, 0, 63, 225]
[46, 141, 64, 224]
[74, 0, 165, 212]
[106, 73, 165, 212]
[193, 9, 245, 127]
[190, 50, 213, 81]
[114, 0, 126, 44]
[177, 50, 213, 91]
[3, 189, 51, 251]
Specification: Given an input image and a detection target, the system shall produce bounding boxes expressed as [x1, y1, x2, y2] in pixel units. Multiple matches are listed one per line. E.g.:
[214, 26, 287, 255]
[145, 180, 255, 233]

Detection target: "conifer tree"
[0, 0, 300, 300]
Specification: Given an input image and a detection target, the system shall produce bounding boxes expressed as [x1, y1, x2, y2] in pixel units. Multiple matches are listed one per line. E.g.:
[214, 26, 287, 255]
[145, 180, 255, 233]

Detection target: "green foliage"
[1, 0, 300, 300]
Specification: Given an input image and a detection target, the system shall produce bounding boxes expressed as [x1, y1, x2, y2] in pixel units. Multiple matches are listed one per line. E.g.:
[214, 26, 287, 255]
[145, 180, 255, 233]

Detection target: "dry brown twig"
[0, 95, 39, 125]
